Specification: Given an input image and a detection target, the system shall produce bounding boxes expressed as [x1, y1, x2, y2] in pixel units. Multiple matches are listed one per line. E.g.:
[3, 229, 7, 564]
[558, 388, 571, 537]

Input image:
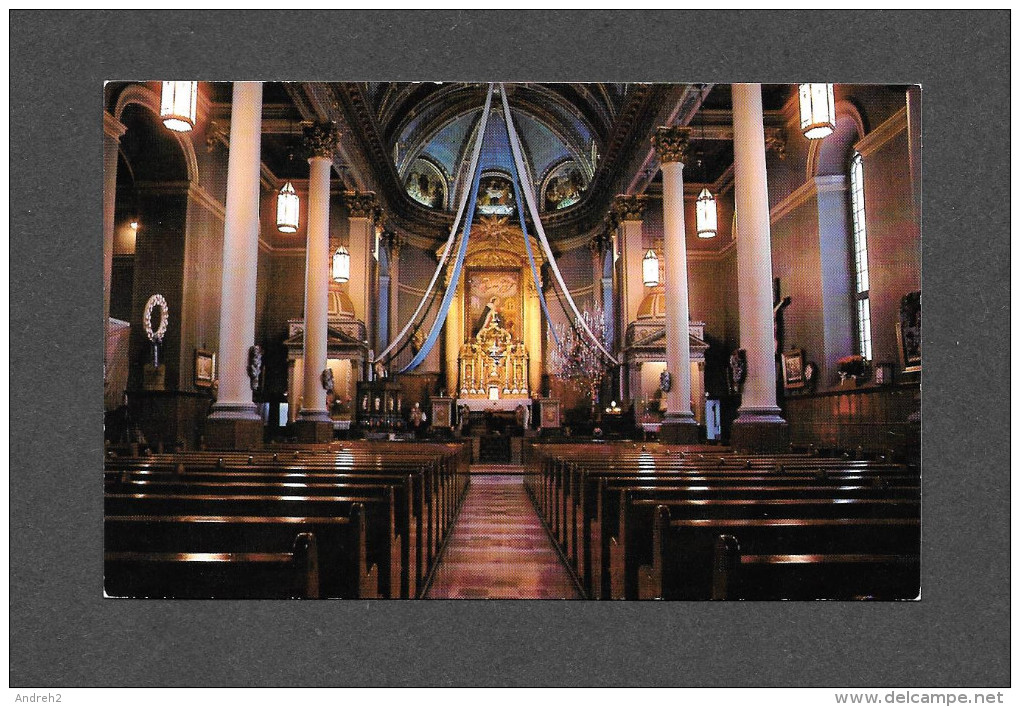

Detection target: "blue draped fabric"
[500, 86, 561, 349]
[399, 118, 489, 373]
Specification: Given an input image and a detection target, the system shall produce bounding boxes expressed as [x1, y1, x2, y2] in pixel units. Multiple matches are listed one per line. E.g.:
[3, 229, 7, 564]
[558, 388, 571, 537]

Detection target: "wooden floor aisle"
[426, 469, 581, 599]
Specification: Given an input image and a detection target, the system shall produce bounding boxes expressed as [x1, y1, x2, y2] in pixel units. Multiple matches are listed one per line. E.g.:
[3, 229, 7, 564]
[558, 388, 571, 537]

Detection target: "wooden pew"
[607, 494, 919, 600]
[105, 532, 321, 599]
[105, 490, 399, 598]
[642, 510, 921, 600]
[104, 442, 470, 598]
[105, 509, 377, 599]
[106, 472, 419, 598]
[711, 535, 920, 600]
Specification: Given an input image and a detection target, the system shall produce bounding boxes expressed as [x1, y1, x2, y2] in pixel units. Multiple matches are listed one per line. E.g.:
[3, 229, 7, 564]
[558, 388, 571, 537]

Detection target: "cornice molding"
[187, 184, 225, 221]
[770, 179, 818, 223]
[104, 111, 127, 141]
[770, 174, 850, 223]
[855, 107, 908, 158]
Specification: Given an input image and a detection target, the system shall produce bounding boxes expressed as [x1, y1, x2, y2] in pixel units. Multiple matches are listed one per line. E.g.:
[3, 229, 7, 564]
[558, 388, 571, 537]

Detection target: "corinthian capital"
[611, 194, 648, 223]
[303, 121, 341, 159]
[652, 126, 692, 165]
[344, 191, 382, 221]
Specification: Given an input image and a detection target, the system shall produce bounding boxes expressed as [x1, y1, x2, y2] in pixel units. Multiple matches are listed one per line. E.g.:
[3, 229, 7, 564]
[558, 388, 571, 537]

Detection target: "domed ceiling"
[195, 81, 800, 243]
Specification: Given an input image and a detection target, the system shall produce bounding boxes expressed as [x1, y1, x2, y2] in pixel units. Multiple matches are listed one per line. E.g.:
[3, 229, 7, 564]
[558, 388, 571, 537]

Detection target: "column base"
[293, 419, 334, 444]
[203, 417, 264, 451]
[730, 410, 790, 453]
[659, 414, 701, 444]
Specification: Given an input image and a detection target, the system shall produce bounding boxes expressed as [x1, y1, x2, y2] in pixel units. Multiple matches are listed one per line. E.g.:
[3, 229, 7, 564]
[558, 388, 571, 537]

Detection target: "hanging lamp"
[799, 83, 836, 140]
[332, 244, 350, 283]
[160, 81, 198, 133]
[276, 182, 300, 233]
[642, 249, 660, 287]
[694, 88, 717, 239]
[696, 188, 718, 239]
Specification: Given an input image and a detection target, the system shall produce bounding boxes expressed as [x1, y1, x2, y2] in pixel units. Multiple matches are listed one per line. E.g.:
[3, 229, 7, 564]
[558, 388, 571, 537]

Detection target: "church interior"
[103, 81, 922, 600]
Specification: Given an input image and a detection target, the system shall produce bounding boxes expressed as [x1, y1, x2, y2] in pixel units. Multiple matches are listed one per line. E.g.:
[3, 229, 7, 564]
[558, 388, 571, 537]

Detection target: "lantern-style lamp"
[799, 83, 836, 140]
[332, 244, 351, 284]
[642, 249, 660, 287]
[695, 187, 717, 239]
[276, 182, 300, 233]
[160, 81, 198, 133]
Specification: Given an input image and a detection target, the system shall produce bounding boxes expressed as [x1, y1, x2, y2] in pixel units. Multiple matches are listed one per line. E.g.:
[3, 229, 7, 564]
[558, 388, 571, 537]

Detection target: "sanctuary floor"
[426, 468, 581, 599]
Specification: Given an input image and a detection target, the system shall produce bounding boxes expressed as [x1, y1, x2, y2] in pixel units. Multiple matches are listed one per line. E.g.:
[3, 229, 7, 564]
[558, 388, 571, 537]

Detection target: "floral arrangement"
[837, 355, 869, 379]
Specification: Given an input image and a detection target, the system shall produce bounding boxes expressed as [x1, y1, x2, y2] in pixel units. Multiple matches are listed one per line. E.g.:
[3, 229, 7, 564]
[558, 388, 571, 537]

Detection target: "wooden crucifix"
[773, 278, 791, 355]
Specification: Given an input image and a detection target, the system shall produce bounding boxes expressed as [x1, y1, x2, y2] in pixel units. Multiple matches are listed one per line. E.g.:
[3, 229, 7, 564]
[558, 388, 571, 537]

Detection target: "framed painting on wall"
[194, 349, 215, 388]
[781, 348, 806, 389]
[896, 290, 921, 373]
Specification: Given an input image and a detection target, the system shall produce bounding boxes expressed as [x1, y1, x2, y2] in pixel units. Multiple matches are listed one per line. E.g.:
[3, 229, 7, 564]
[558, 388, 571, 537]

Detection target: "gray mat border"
[9, 10, 1010, 687]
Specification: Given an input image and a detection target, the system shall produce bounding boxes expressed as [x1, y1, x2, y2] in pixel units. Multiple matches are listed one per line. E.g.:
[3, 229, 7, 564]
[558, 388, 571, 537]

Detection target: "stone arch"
[806, 100, 866, 180]
[114, 83, 199, 184]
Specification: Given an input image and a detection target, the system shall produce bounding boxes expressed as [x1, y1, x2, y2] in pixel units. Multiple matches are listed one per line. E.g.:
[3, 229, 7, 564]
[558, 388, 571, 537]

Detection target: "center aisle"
[426, 468, 582, 599]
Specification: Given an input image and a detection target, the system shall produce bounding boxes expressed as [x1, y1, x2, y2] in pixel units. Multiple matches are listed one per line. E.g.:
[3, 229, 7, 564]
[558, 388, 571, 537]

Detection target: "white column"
[611, 196, 646, 410]
[208, 81, 263, 422]
[344, 192, 378, 353]
[388, 238, 401, 348]
[731, 84, 786, 431]
[299, 128, 336, 423]
[103, 112, 127, 375]
[653, 127, 698, 442]
[611, 195, 647, 333]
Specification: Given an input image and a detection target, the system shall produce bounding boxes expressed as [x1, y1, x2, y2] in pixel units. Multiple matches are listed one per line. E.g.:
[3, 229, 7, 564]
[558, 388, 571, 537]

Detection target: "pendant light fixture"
[642, 249, 660, 287]
[799, 83, 836, 140]
[159, 81, 198, 133]
[694, 86, 717, 239]
[276, 181, 300, 233]
[332, 244, 351, 284]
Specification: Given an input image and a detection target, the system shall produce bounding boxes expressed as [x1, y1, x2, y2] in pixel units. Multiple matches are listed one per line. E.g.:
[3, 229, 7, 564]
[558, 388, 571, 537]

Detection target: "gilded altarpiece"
[441, 217, 544, 408]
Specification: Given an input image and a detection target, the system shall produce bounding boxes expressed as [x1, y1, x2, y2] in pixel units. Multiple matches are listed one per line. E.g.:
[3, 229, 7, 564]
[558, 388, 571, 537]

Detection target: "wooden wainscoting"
[784, 383, 920, 460]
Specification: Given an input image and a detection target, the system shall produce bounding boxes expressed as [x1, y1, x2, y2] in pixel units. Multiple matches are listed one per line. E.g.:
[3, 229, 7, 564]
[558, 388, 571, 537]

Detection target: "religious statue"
[247, 345, 263, 391]
[320, 367, 334, 392]
[409, 402, 427, 438]
[475, 296, 501, 337]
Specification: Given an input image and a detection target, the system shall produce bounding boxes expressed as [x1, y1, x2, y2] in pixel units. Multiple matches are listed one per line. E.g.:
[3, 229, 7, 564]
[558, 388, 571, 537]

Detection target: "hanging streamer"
[400, 86, 494, 372]
[498, 85, 560, 348]
[374, 83, 495, 365]
[499, 83, 620, 365]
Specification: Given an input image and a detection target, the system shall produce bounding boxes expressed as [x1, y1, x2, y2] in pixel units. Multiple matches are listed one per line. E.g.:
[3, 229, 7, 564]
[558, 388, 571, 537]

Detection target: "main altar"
[441, 216, 544, 411]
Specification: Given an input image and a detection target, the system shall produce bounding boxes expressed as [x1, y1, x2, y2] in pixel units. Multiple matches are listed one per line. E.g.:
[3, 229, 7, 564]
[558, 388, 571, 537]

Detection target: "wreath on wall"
[143, 294, 169, 368]
[143, 294, 169, 343]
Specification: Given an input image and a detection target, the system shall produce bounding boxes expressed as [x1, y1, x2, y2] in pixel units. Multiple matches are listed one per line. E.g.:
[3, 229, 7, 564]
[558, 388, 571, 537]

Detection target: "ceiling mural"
[404, 158, 447, 210]
[475, 173, 516, 217]
[542, 161, 587, 211]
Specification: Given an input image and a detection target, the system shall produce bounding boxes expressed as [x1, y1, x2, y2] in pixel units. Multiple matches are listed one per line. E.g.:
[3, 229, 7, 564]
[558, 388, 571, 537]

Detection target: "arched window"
[849, 152, 872, 360]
